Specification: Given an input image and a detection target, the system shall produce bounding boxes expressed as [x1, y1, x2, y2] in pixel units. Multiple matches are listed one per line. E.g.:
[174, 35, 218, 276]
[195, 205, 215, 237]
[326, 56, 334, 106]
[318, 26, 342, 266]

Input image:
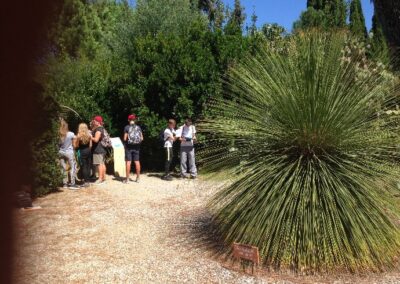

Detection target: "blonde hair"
[59, 118, 69, 141]
[77, 123, 91, 145]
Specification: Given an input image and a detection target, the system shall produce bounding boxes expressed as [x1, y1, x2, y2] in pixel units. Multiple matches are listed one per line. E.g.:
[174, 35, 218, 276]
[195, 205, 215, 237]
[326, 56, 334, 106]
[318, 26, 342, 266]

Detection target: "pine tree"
[369, 13, 390, 64]
[225, 0, 245, 35]
[261, 23, 286, 41]
[349, 0, 367, 39]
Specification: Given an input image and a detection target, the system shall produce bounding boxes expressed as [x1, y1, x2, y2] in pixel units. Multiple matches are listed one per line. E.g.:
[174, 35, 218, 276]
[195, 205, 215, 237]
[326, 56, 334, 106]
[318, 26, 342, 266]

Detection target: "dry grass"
[13, 174, 400, 283]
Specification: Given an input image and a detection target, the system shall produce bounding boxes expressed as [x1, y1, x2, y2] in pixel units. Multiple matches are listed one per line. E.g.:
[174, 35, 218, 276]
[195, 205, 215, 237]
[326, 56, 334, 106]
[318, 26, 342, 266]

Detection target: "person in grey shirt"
[176, 118, 197, 179]
[59, 119, 78, 189]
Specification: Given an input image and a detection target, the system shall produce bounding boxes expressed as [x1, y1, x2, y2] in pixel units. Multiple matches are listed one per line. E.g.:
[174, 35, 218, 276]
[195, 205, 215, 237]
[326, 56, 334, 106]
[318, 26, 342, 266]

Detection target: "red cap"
[93, 116, 103, 124]
[128, 114, 137, 121]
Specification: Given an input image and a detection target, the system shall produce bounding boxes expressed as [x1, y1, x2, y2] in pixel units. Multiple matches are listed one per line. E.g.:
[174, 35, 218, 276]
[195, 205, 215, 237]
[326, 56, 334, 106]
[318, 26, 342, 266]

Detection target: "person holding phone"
[162, 119, 177, 181]
[176, 118, 197, 179]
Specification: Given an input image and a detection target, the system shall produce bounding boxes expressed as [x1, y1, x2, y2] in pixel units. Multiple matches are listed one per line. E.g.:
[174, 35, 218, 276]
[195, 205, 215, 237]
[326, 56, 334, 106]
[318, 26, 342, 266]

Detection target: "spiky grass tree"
[199, 32, 400, 272]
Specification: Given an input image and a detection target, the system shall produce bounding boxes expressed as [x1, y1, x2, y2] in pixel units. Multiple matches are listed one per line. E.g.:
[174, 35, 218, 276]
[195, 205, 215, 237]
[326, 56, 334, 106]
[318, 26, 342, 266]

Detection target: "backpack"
[15, 191, 32, 208]
[127, 125, 142, 145]
[159, 129, 166, 146]
[100, 128, 112, 148]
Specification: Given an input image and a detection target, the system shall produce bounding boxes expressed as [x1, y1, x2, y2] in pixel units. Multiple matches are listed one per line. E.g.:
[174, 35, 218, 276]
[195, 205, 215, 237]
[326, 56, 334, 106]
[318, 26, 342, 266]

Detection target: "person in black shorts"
[74, 123, 92, 187]
[123, 114, 143, 183]
[91, 116, 107, 185]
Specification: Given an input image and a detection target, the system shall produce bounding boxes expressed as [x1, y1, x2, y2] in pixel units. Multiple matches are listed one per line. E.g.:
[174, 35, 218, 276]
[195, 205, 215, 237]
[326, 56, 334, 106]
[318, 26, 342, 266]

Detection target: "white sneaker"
[95, 180, 106, 186]
[68, 184, 80, 190]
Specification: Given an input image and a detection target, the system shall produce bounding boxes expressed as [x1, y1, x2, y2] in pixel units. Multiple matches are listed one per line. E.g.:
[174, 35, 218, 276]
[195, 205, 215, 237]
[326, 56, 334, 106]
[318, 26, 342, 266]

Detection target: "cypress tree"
[349, 0, 368, 39]
[293, 7, 326, 30]
[335, 0, 347, 28]
[213, 0, 225, 30]
[296, 0, 346, 30]
[249, 8, 257, 36]
[369, 13, 390, 64]
[51, 0, 104, 58]
[323, 0, 347, 28]
[372, 0, 400, 51]
[307, 0, 324, 10]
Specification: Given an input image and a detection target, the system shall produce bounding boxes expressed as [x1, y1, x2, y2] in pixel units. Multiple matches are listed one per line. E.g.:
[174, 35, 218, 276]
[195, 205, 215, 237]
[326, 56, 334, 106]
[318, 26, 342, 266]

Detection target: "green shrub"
[31, 94, 63, 197]
[199, 31, 400, 272]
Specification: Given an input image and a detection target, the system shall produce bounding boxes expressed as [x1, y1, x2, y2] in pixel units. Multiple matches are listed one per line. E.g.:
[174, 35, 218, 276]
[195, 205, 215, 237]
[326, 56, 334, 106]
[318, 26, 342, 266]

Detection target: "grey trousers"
[59, 150, 76, 185]
[180, 146, 197, 177]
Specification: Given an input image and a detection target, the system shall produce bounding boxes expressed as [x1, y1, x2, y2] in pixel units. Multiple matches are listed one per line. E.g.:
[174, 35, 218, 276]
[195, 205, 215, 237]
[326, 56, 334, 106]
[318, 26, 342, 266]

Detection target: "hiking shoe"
[191, 175, 197, 179]
[68, 184, 80, 190]
[181, 174, 190, 179]
[162, 175, 173, 181]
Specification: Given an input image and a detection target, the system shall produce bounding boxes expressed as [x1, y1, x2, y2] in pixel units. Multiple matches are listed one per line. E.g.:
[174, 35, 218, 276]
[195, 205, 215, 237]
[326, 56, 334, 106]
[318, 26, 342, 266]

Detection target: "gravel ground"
[13, 174, 400, 284]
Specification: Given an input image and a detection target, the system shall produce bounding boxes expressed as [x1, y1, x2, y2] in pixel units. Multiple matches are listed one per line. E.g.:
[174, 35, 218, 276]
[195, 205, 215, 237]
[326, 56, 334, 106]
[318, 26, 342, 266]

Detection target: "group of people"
[162, 118, 197, 181]
[59, 115, 109, 189]
[58, 114, 197, 189]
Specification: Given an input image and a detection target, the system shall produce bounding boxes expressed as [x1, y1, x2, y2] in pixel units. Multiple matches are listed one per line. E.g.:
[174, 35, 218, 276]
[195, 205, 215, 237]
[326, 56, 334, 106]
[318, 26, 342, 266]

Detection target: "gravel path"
[13, 174, 400, 284]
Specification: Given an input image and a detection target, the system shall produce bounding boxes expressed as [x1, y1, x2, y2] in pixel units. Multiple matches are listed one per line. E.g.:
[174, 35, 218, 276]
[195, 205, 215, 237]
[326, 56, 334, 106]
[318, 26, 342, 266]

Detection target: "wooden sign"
[110, 137, 126, 178]
[232, 242, 260, 273]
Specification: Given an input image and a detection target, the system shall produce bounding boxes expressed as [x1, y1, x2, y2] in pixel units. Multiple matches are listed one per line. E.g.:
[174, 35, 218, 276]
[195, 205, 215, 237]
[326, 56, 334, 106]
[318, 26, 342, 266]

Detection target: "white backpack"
[127, 125, 142, 145]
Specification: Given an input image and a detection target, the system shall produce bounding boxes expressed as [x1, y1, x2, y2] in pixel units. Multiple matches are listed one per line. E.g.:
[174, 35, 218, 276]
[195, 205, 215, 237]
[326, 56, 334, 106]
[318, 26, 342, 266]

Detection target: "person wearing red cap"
[123, 114, 143, 183]
[91, 115, 107, 185]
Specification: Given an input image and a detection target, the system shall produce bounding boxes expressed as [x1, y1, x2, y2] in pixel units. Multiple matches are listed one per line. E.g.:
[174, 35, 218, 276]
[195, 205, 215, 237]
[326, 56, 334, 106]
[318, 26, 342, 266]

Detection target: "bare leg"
[99, 164, 106, 181]
[134, 161, 141, 180]
[126, 161, 131, 181]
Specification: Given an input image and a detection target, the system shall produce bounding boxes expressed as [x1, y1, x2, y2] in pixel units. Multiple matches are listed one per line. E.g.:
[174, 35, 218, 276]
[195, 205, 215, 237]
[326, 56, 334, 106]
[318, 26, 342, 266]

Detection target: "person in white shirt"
[176, 118, 197, 178]
[162, 119, 177, 181]
[59, 119, 78, 189]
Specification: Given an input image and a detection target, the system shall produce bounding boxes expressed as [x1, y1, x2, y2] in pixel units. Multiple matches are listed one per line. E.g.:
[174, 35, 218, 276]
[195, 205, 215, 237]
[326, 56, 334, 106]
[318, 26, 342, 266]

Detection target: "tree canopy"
[294, 0, 346, 30]
[349, 0, 368, 39]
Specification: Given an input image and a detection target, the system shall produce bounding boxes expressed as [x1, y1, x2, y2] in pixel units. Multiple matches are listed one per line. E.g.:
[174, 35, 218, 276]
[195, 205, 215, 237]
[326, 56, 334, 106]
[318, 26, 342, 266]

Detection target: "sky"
[224, 0, 374, 32]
